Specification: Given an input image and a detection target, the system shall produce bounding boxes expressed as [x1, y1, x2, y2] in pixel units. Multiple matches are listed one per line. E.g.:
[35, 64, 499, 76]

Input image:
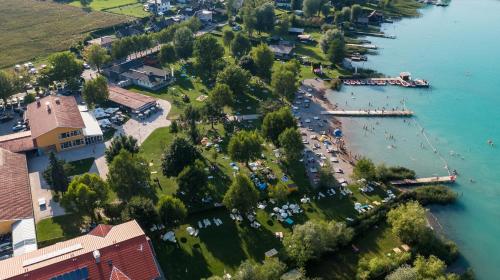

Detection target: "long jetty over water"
[390, 175, 456, 186]
[321, 110, 414, 117]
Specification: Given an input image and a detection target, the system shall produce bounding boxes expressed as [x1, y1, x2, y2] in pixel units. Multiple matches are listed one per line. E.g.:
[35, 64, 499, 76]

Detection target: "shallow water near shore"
[327, 0, 500, 278]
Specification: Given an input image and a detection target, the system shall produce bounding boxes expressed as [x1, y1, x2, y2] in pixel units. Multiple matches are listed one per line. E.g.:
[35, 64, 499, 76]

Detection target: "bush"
[357, 252, 411, 280]
[403, 185, 458, 205]
[376, 164, 416, 183]
[413, 230, 459, 264]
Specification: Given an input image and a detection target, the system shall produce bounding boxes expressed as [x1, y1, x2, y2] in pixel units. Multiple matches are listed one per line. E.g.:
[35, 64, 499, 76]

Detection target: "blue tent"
[334, 129, 342, 137]
[258, 182, 268, 190]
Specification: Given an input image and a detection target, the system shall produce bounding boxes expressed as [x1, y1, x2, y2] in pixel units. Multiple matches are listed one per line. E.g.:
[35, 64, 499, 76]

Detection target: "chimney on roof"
[55, 98, 60, 105]
[36, 100, 40, 107]
[46, 102, 51, 114]
[93, 250, 101, 264]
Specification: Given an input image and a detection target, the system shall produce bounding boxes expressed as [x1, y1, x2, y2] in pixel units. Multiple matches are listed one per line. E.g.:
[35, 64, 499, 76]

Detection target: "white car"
[310, 167, 318, 173]
[306, 93, 313, 97]
[330, 157, 339, 163]
[305, 118, 311, 123]
[313, 116, 320, 120]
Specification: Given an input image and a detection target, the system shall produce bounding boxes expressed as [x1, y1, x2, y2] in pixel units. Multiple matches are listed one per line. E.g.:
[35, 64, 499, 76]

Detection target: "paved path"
[28, 143, 107, 222]
[113, 99, 171, 145]
[28, 98, 171, 222]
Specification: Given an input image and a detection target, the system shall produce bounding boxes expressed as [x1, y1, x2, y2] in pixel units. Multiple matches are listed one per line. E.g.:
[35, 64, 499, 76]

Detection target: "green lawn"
[36, 214, 82, 247]
[66, 157, 95, 176]
[67, 0, 138, 10]
[106, 3, 150, 18]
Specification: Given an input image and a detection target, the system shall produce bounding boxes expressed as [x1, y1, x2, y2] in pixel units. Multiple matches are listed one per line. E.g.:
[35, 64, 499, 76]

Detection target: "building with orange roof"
[0, 220, 162, 280]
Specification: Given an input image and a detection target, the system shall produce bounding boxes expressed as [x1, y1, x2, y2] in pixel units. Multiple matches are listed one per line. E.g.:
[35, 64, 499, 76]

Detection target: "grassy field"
[106, 3, 150, 17]
[0, 0, 130, 68]
[66, 0, 138, 10]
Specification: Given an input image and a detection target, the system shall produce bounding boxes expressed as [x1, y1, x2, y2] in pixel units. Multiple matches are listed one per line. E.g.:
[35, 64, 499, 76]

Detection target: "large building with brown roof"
[25, 96, 102, 152]
[0, 220, 162, 280]
[108, 86, 157, 113]
[0, 148, 37, 259]
[0, 148, 33, 229]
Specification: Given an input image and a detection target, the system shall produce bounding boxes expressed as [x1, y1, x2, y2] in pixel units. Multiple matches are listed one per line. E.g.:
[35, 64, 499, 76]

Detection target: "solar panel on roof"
[81, 267, 89, 279]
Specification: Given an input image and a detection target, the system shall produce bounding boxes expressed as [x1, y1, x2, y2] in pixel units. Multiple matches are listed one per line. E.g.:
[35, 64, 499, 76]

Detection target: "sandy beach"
[297, 79, 356, 186]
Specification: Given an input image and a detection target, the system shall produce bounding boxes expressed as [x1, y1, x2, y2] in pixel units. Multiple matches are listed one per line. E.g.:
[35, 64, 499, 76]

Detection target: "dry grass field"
[0, 0, 131, 68]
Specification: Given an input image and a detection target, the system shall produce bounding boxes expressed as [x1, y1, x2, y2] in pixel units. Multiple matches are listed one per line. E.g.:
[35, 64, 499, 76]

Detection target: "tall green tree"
[261, 107, 297, 144]
[283, 220, 353, 266]
[271, 64, 298, 101]
[105, 135, 139, 163]
[231, 33, 252, 58]
[350, 4, 363, 22]
[216, 64, 251, 95]
[176, 160, 209, 202]
[201, 99, 226, 129]
[0, 71, 16, 105]
[268, 183, 289, 203]
[209, 83, 234, 108]
[173, 27, 194, 59]
[275, 17, 290, 36]
[223, 174, 259, 213]
[82, 75, 109, 107]
[83, 45, 110, 73]
[255, 3, 275, 34]
[233, 258, 287, 280]
[43, 152, 70, 192]
[352, 157, 377, 181]
[223, 30, 235, 46]
[228, 130, 263, 166]
[242, 6, 257, 36]
[107, 150, 151, 200]
[158, 44, 177, 64]
[61, 173, 110, 223]
[40, 52, 83, 84]
[252, 44, 274, 80]
[387, 201, 428, 243]
[302, 0, 322, 17]
[326, 38, 346, 65]
[278, 127, 304, 161]
[121, 196, 158, 229]
[158, 195, 187, 228]
[319, 28, 344, 53]
[161, 137, 200, 177]
[194, 35, 225, 81]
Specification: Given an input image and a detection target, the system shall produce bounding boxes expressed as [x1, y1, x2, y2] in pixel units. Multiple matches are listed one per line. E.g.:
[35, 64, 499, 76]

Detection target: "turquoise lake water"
[327, 0, 500, 278]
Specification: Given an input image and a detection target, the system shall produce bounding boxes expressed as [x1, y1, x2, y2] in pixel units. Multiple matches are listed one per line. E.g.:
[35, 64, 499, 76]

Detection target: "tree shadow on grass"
[152, 238, 212, 280]
[238, 223, 284, 261]
[197, 212, 247, 268]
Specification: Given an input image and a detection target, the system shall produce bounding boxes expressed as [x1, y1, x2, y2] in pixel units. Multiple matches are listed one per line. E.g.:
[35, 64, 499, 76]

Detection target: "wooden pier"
[390, 175, 456, 186]
[321, 110, 414, 117]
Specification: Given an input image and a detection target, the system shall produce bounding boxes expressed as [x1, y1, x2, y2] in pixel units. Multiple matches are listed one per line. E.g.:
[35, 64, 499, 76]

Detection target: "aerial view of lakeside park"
[3, 0, 498, 279]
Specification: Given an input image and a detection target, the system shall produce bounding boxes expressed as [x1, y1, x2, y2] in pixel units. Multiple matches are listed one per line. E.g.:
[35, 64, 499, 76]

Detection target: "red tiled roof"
[108, 86, 156, 111]
[89, 224, 113, 237]
[0, 131, 35, 152]
[26, 95, 85, 139]
[0, 148, 33, 221]
[0, 220, 161, 280]
[110, 266, 132, 280]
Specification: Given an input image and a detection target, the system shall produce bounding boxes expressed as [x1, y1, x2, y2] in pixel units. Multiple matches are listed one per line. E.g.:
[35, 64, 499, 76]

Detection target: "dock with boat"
[390, 175, 456, 186]
[342, 72, 430, 88]
[321, 110, 414, 117]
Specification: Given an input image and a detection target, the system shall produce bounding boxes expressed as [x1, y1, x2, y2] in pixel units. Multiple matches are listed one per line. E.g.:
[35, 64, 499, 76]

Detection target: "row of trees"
[47, 134, 190, 230]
